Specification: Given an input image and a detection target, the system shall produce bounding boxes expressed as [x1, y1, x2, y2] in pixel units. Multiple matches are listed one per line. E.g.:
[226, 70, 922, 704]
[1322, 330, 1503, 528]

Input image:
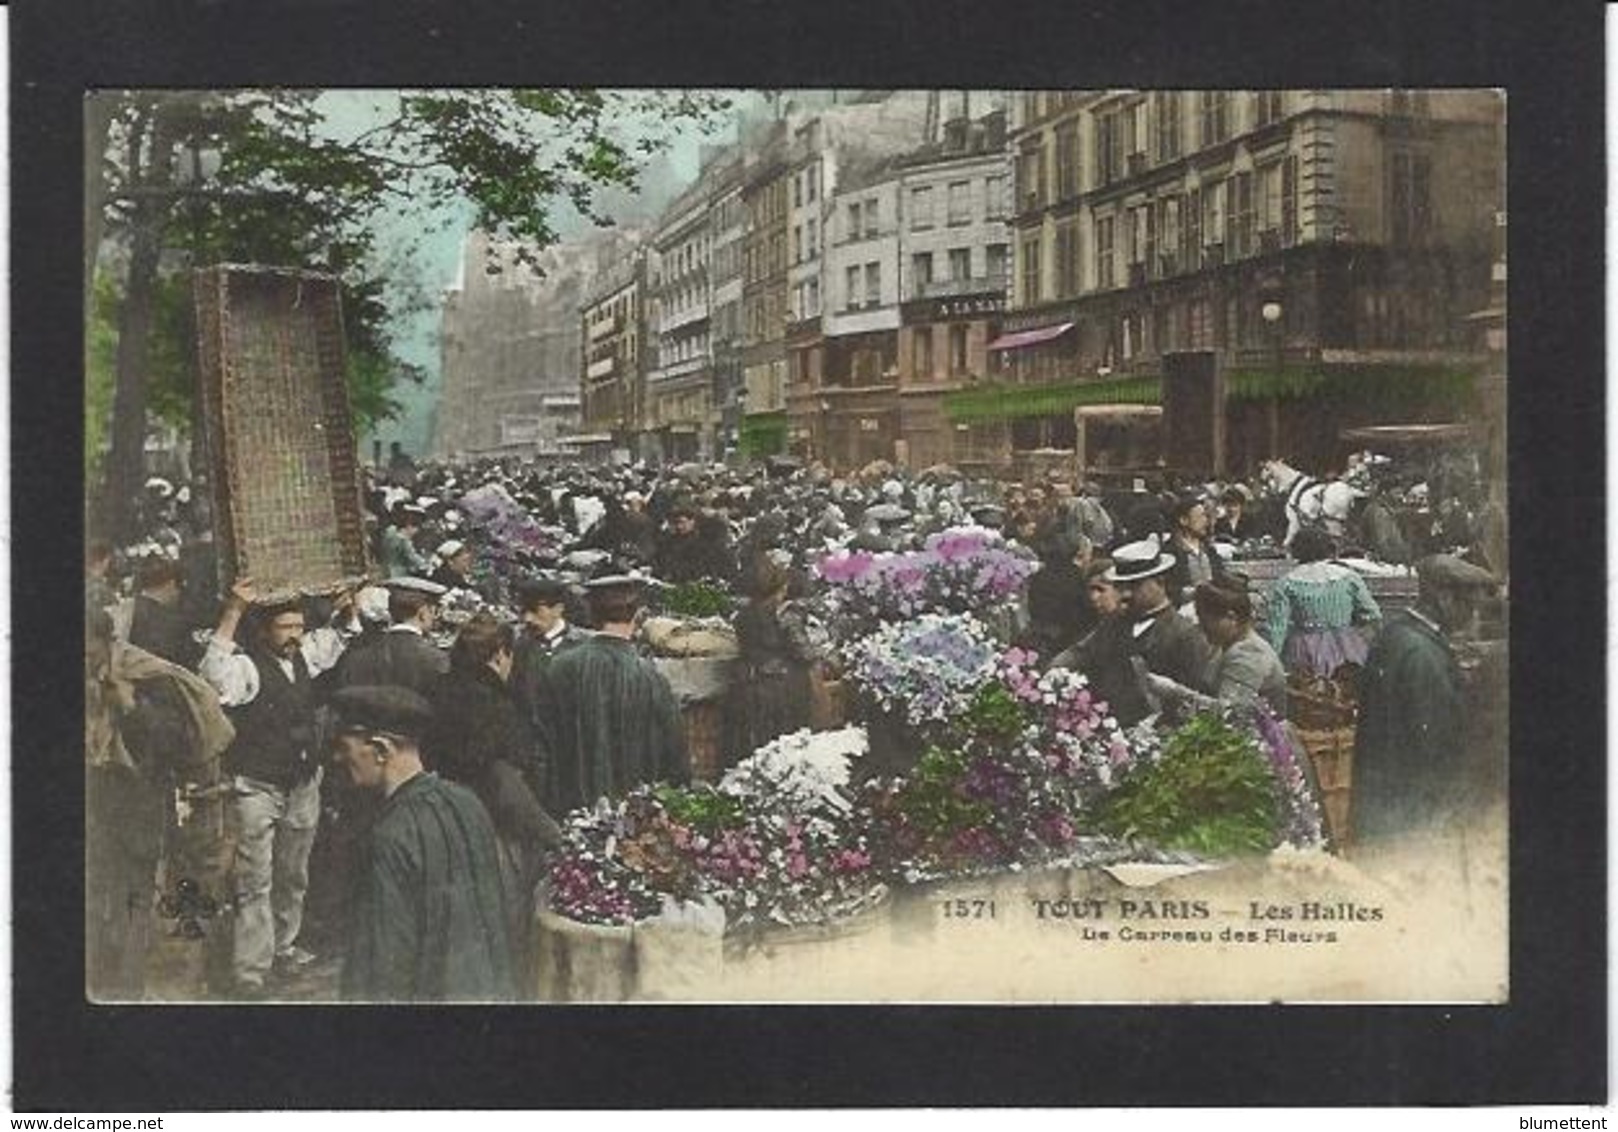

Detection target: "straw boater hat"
[1103, 536, 1176, 583]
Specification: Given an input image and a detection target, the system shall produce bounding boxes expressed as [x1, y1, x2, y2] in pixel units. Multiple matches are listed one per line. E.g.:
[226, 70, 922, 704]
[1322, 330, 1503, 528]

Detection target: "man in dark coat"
[327, 578, 449, 697]
[330, 685, 516, 1002]
[530, 576, 689, 814]
[509, 576, 591, 733]
[1024, 531, 1095, 658]
[128, 556, 203, 669]
[430, 614, 561, 960]
[654, 504, 735, 584]
[1047, 558, 1152, 727]
[1352, 555, 1497, 844]
[1162, 494, 1229, 607]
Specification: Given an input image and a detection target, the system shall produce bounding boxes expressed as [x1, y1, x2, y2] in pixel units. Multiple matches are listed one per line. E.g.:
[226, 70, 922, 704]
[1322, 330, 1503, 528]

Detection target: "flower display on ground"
[547, 729, 881, 934]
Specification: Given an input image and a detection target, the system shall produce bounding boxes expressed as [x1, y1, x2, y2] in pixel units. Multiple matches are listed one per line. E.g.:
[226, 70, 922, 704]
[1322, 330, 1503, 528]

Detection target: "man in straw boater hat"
[329, 685, 516, 1003]
[1104, 535, 1215, 697]
[528, 573, 689, 816]
[1352, 554, 1500, 845]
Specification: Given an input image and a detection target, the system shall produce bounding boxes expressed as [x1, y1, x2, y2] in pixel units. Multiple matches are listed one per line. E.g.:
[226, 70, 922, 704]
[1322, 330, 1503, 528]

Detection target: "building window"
[986, 175, 1006, 219]
[808, 278, 819, 316]
[947, 180, 971, 226]
[910, 186, 934, 230]
[1018, 145, 1044, 212]
[1199, 91, 1229, 146]
[1189, 298, 1212, 349]
[986, 242, 1009, 283]
[793, 174, 802, 209]
[914, 326, 934, 380]
[1055, 222, 1079, 298]
[1055, 124, 1081, 200]
[949, 246, 972, 281]
[912, 251, 934, 296]
[865, 262, 882, 307]
[1154, 196, 1181, 275]
[1281, 156, 1299, 245]
[1095, 214, 1115, 290]
[847, 202, 861, 242]
[1254, 90, 1284, 127]
[1389, 149, 1433, 245]
[1096, 110, 1122, 185]
[807, 218, 818, 258]
[1021, 237, 1042, 304]
[846, 265, 861, 310]
[864, 197, 880, 238]
[949, 323, 969, 374]
[792, 225, 802, 264]
[1229, 171, 1254, 257]
[1155, 92, 1182, 162]
[807, 165, 818, 201]
[1201, 181, 1224, 258]
[1183, 187, 1201, 262]
[1127, 100, 1149, 166]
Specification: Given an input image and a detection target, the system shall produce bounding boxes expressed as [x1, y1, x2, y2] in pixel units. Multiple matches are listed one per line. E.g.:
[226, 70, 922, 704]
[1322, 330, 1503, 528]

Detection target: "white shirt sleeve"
[300, 619, 358, 678]
[199, 636, 259, 706]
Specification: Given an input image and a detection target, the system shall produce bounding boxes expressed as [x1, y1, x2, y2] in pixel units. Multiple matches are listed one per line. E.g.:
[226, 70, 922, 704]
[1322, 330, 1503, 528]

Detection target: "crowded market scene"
[83, 87, 1509, 1004]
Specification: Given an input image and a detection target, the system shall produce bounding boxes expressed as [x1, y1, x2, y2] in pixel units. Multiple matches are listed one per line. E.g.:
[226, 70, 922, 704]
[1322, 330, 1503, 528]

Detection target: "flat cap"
[383, 576, 449, 598]
[331, 685, 434, 740]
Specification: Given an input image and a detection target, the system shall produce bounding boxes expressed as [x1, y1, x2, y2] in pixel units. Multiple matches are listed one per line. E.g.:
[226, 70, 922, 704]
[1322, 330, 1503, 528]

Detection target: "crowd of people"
[84, 452, 1507, 1003]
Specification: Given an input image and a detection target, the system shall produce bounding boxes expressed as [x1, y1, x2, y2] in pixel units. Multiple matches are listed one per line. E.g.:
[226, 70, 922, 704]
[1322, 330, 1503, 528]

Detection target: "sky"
[317, 90, 758, 456]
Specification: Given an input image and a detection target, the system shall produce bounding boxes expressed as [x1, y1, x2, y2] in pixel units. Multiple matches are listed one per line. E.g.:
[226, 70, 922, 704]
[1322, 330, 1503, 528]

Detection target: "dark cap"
[514, 575, 571, 610]
[331, 685, 434, 741]
[383, 576, 449, 598]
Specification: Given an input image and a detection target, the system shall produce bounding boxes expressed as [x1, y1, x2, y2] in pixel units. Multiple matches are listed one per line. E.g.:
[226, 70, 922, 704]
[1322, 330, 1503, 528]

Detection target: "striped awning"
[986, 322, 1074, 351]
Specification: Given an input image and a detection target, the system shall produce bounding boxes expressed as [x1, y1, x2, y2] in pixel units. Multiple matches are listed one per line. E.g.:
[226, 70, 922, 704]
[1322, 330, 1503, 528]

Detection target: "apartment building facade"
[994, 89, 1504, 476]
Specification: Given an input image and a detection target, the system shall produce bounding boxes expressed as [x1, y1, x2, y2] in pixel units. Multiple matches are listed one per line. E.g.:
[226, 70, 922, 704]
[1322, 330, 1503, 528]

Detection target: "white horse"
[1259, 458, 1367, 549]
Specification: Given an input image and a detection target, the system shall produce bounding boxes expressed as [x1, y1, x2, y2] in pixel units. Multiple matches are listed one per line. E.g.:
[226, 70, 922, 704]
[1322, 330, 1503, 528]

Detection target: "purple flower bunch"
[845, 613, 1001, 730]
[995, 648, 1134, 792]
[815, 528, 1037, 639]
[1250, 708, 1326, 848]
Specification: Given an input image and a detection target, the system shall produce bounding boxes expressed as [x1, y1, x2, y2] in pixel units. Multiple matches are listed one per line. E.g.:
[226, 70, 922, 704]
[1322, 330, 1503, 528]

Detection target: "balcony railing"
[908, 273, 1010, 301]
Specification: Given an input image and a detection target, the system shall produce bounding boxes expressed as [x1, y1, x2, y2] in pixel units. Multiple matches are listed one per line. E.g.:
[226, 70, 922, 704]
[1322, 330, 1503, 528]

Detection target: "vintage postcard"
[82, 86, 1509, 1009]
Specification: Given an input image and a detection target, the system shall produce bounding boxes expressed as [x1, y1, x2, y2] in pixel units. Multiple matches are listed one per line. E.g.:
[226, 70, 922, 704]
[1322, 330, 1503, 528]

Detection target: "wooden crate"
[193, 266, 371, 603]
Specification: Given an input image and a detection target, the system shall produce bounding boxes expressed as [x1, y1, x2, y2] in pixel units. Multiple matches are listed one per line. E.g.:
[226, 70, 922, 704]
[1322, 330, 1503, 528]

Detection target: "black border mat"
[12, 0, 1606, 1109]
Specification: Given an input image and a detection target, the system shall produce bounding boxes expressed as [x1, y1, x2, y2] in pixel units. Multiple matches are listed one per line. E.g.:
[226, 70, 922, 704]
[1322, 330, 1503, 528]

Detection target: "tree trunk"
[103, 109, 180, 542]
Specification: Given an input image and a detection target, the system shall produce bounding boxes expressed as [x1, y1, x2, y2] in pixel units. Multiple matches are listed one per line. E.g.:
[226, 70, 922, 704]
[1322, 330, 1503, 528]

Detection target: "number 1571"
[941, 898, 996, 919]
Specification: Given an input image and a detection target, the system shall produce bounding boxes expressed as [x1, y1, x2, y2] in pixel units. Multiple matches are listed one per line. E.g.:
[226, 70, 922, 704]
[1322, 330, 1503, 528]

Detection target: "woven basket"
[1295, 723, 1356, 848]
[193, 265, 371, 603]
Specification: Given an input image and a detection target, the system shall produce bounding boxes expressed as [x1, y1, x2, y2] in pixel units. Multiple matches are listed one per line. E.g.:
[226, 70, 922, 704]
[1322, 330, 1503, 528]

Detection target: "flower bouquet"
[1090, 709, 1324, 858]
[815, 526, 1037, 641]
[546, 728, 885, 939]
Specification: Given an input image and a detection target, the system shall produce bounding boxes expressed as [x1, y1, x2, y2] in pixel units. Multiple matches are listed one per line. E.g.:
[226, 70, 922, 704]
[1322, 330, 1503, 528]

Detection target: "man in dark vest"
[200, 577, 358, 997]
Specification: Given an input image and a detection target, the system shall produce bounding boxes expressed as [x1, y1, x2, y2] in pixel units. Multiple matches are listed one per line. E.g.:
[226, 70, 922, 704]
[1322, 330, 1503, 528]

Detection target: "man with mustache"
[200, 576, 358, 998]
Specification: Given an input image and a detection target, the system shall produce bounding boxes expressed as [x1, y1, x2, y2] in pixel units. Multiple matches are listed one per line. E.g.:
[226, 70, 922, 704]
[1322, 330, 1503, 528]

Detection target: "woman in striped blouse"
[1265, 527, 1383, 679]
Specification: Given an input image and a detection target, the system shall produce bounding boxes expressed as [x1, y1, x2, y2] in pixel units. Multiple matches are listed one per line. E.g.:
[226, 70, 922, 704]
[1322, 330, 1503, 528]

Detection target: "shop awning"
[944, 375, 1162, 423]
[986, 323, 1074, 352]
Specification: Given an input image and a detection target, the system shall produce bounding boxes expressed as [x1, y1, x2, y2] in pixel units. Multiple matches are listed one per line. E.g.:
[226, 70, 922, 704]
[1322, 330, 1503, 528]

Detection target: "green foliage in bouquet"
[963, 683, 1028, 744]
[653, 783, 746, 833]
[661, 580, 735, 619]
[898, 746, 996, 839]
[1092, 713, 1280, 857]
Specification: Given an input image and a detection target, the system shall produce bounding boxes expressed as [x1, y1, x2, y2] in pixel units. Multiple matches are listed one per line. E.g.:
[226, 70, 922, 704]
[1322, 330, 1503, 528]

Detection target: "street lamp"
[1261, 300, 1284, 459]
[819, 397, 832, 468]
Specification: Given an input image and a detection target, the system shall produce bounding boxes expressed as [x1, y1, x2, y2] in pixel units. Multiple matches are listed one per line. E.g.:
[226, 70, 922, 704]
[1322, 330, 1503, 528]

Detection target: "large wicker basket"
[1288, 677, 1357, 847]
[193, 265, 371, 603]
